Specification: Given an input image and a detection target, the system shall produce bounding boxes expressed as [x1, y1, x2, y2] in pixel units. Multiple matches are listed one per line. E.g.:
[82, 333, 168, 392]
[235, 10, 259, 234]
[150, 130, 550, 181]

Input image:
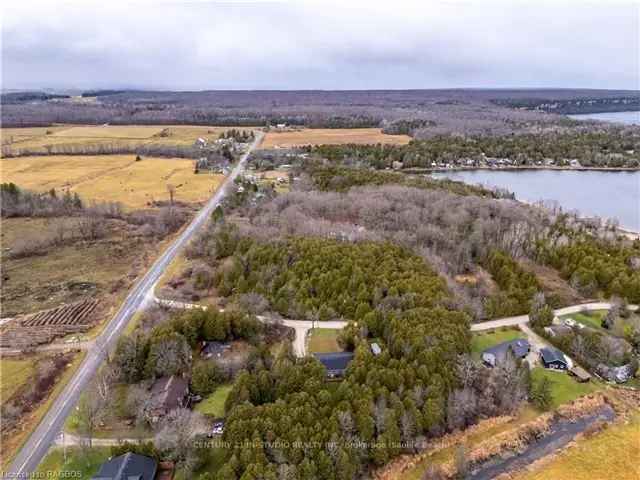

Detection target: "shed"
[370, 343, 382, 356]
[569, 365, 592, 383]
[92, 452, 157, 480]
[540, 347, 568, 370]
[314, 352, 354, 378]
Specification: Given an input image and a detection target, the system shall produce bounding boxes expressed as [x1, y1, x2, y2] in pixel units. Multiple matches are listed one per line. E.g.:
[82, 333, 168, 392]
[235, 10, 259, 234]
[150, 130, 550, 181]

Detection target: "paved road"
[6, 132, 264, 477]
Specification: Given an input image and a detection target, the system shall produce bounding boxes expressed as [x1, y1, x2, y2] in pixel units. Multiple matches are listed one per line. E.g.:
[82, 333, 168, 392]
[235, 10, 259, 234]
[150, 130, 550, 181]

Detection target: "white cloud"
[2, 0, 638, 90]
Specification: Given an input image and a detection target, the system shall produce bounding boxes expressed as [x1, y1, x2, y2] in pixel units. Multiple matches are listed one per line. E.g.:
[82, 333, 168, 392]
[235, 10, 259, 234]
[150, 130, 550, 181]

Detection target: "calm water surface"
[568, 110, 640, 125]
[434, 170, 640, 231]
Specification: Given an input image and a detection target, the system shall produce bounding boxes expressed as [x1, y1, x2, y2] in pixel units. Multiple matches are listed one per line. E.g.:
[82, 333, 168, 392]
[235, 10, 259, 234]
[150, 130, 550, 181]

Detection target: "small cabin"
[540, 347, 568, 370]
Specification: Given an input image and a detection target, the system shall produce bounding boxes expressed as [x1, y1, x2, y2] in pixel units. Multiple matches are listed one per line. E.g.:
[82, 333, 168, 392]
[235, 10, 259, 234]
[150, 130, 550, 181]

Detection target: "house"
[569, 365, 592, 383]
[201, 341, 230, 359]
[540, 347, 568, 370]
[481, 339, 530, 367]
[370, 343, 382, 356]
[314, 352, 354, 378]
[148, 375, 189, 422]
[92, 452, 157, 480]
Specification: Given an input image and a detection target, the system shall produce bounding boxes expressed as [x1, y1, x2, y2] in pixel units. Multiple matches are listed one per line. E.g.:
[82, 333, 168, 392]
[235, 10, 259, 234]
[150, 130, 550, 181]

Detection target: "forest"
[310, 130, 640, 169]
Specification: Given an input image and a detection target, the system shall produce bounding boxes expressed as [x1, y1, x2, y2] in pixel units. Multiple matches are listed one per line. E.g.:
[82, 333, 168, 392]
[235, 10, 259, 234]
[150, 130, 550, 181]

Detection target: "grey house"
[314, 352, 354, 378]
[540, 347, 568, 370]
[92, 452, 157, 480]
[482, 339, 530, 367]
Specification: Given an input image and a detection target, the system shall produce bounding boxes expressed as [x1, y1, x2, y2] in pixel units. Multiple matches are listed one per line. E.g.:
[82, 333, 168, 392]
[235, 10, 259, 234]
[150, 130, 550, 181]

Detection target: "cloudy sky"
[2, 0, 639, 91]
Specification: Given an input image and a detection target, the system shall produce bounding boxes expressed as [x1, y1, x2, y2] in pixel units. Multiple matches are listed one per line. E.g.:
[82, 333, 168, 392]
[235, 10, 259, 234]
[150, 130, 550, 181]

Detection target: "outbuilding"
[540, 347, 568, 370]
[569, 365, 592, 383]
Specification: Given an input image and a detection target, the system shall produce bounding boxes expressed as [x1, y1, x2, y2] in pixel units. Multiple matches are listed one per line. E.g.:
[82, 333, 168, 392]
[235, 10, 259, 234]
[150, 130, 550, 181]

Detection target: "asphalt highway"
[5, 132, 263, 477]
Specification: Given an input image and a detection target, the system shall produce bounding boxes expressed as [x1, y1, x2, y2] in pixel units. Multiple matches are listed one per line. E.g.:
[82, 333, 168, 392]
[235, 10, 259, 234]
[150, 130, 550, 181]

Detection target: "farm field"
[470, 328, 525, 360]
[513, 412, 640, 480]
[307, 328, 342, 353]
[1, 218, 148, 316]
[1, 124, 244, 153]
[261, 128, 411, 148]
[1, 155, 225, 209]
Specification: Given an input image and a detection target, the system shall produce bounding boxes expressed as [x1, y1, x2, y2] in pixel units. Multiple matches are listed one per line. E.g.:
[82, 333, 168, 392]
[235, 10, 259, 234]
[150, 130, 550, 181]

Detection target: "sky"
[2, 0, 639, 91]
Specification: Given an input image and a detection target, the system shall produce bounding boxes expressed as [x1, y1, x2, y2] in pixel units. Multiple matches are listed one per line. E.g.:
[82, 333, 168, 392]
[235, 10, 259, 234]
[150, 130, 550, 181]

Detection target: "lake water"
[568, 110, 640, 125]
[433, 169, 640, 231]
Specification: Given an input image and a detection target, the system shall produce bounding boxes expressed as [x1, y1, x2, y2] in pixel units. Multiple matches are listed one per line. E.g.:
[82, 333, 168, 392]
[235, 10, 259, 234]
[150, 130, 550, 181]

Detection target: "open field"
[513, 412, 640, 480]
[0, 357, 37, 402]
[2, 155, 225, 208]
[1, 125, 239, 153]
[36, 446, 110, 479]
[531, 367, 601, 409]
[307, 328, 342, 353]
[261, 128, 411, 148]
[470, 328, 525, 360]
[1, 352, 85, 469]
[1, 218, 146, 316]
[195, 384, 233, 418]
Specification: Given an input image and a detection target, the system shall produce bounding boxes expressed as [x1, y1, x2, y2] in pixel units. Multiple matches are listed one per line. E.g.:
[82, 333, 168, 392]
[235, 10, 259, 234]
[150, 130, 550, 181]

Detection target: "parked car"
[207, 421, 225, 437]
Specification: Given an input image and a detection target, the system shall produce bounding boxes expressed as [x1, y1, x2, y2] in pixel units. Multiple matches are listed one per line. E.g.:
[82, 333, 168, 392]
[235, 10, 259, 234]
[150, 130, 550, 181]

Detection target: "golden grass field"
[513, 413, 640, 480]
[1, 125, 249, 153]
[262, 128, 411, 148]
[1, 155, 225, 208]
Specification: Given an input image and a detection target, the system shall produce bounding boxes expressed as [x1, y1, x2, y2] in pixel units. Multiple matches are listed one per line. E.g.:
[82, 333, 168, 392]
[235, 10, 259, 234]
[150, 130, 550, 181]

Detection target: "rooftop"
[92, 452, 157, 480]
[540, 347, 567, 364]
[314, 352, 354, 373]
[150, 375, 188, 411]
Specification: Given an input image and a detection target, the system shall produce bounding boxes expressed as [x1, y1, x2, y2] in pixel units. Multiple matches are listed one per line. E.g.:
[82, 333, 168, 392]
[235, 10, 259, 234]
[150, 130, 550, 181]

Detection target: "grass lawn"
[307, 328, 342, 354]
[531, 367, 601, 410]
[560, 310, 607, 330]
[470, 328, 525, 360]
[36, 446, 111, 479]
[514, 412, 640, 480]
[0, 356, 37, 402]
[195, 384, 232, 418]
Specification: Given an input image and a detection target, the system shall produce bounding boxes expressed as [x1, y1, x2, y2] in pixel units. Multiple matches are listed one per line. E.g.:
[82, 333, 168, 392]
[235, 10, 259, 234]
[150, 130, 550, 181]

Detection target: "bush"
[191, 361, 224, 396]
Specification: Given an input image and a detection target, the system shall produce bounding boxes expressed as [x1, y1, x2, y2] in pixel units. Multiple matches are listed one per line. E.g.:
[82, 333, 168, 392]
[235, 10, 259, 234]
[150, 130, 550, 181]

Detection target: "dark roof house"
[92, 452, 157, 480]
[201, 341, 231, 359]
[540, 347, 568, 370]
[481, 339, 530, 367]
[314, 352, 354, 378]
[147, 375, 189, 422]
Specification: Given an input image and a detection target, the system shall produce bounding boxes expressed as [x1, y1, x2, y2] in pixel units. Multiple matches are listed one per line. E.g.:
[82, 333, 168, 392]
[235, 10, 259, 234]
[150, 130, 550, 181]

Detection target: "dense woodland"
[5, 89, 629, 136]
[195, 230, 534, 479]
[310, 131, 640, 169]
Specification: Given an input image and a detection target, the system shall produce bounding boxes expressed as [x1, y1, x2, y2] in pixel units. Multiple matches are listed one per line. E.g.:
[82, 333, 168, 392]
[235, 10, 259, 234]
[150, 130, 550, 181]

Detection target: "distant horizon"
[4, 87, 640, 95]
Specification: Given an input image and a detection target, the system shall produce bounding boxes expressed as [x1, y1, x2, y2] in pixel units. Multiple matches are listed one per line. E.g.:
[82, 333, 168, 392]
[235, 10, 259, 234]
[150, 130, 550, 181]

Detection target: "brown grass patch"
[262, 128, 411, 148]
